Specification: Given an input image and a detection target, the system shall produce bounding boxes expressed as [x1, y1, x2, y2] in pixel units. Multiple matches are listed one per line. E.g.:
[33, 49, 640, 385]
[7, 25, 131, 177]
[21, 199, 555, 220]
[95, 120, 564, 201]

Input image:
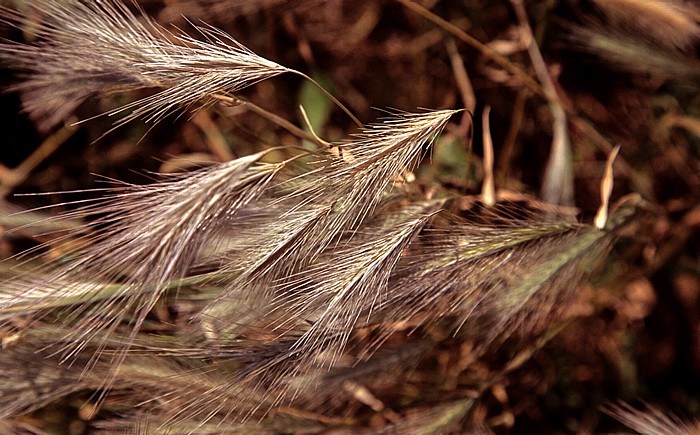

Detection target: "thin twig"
[445, 38, 476, 113]
[211, 94, 327, 149]
[0, 119, 78, 198]
[497, 88, 528, 187]
[395, 0, 547, 101]
[191, 110, 235, 161]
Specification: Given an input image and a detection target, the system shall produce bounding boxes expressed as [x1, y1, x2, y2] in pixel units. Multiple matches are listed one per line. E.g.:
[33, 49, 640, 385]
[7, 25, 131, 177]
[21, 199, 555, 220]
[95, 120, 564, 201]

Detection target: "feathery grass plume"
[199, 110, 458, 320]
[371, 198, 640, 348]
[0, 341, 85, 418]
[0, 289, 309, 428]
[0, 0, 292, 131]
[197, 111, 458, 361]
[0, 2, 658, 431]
[565, 24, 700, 80]
[267, 201, 441, 366]
[0, 329, 247, 426]
[0, 151, 286, 383]
[0, 109, 457, 426]
[562, 0, 700, 81]
[180, 199, 631, 425]
[269, 109, 458, 256]
[96, 415, 326, 435]
[2, 319, 467, 431]
[591, 0, 700, 51]
[169, 201, 443, 424]
[605, 402, 699, 435]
